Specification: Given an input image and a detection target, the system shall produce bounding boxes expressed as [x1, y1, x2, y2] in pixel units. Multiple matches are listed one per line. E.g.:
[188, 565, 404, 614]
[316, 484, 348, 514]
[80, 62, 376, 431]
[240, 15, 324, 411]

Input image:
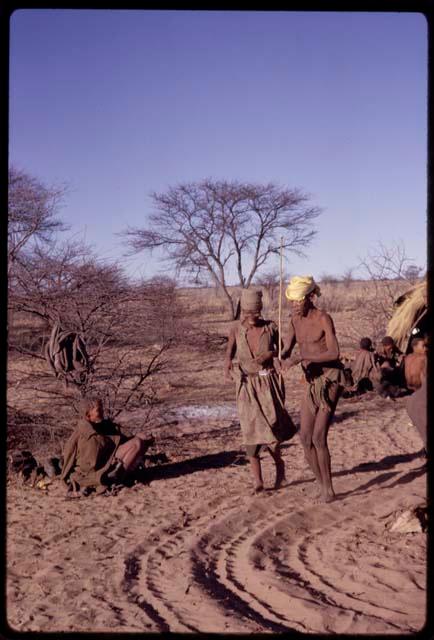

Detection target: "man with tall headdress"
[225, 288, 296, 493]
[282, 275, 345, 503]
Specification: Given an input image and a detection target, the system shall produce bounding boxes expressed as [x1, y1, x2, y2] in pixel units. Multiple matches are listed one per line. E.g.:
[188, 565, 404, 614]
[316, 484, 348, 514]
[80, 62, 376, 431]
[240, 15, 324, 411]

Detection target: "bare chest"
[245, 326, 264, 355]
[293, 316, 325, 347]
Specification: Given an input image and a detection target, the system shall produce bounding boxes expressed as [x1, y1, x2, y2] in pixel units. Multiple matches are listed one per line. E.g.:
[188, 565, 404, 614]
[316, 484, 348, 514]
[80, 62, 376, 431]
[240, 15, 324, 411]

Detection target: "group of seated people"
[345, 334, 427, 399]
[345, 333, 427, 453]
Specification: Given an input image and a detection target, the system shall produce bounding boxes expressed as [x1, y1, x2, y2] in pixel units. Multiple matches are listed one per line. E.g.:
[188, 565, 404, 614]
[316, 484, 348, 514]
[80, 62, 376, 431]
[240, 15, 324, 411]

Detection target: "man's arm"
[224, 324, 237, 379]
[300, 313, 340, 364]
[281, 319, 297, 360]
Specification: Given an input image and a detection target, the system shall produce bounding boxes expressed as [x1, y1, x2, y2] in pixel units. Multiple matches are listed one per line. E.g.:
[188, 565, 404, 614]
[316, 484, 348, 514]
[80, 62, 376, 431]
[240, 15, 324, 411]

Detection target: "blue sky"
[9, 10, 428, 284]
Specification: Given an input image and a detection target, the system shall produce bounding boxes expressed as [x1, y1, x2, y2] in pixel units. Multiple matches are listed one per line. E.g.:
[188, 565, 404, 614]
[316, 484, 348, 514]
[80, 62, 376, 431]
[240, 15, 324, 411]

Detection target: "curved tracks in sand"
[119, 405, 426, 634]
[7, 401, 426, 633]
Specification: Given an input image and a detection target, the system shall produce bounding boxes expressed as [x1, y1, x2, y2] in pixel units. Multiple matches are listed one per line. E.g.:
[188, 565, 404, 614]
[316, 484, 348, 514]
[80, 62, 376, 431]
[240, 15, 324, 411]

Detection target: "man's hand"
[254, 350, 276, 365]
[224, 362, 234, 381]
[281, 355, 302, 370]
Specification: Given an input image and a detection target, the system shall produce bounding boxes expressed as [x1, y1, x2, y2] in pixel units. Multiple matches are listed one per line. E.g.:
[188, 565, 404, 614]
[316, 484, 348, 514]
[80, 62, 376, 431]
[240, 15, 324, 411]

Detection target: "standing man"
[225, 289, 296, 493]
[283, 276, 345, 503]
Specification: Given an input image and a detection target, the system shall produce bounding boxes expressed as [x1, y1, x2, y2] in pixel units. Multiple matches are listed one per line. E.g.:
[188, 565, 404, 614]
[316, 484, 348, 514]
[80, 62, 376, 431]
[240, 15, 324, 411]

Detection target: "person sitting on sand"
[282, 275, 346, 503]
[403, 336, 427, 392]
[61, 397, 154, 496]
[224, 289, 296, 494]
[376, 336, 405, 399]
[345, 337, 381, 396]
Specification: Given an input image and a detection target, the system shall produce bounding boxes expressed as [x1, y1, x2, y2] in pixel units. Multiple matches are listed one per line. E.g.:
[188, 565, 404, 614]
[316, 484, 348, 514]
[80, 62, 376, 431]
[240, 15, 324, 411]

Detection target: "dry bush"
[8, 166, 67, 274]
[349, 241, 426, 345]
[340, 267, 355, 288]
[319, 273, 340, 285]
[316, 293, 345, 313]
[7, 244, 184, 450]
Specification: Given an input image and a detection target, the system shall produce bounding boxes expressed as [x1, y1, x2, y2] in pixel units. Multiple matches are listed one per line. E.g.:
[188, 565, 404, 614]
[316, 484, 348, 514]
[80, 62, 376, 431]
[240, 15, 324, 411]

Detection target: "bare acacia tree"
[8, 167, 67, 274]
[121, 179, 321, 318]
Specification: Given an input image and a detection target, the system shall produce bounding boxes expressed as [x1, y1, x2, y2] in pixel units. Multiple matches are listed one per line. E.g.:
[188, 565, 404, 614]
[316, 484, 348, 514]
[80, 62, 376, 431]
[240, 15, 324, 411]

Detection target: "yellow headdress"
[285, 275, 321, 301]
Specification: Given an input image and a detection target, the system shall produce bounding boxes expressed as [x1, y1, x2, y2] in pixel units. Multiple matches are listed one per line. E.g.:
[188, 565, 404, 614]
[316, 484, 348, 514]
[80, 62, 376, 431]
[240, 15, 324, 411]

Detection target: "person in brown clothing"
[404, 336, 427, 391]
[376, 336, 405, 398]
[282, 275, 345, 503]
[61, 397, 153, 496]
[345, 337, 381, 396]
[225, 289, 296, 494]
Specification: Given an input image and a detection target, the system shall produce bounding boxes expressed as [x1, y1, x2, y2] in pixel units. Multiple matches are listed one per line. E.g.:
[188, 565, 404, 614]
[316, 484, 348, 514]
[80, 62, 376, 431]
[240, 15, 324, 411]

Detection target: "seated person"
[376, 336, 405, 398]
[347, 337, 381, 395]
[403, 336, 427, 391]
[61, 397, 153, 495]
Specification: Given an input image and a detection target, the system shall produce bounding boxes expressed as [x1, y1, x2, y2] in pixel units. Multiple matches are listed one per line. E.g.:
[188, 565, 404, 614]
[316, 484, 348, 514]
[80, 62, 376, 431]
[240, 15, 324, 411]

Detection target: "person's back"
[404, 337, 427, 391]
[351, 337, 380, 393]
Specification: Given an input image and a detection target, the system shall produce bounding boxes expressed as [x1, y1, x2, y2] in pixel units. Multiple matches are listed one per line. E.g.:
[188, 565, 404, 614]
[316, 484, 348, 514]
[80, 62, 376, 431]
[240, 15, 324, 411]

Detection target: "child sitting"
[348, 337, 381, 395]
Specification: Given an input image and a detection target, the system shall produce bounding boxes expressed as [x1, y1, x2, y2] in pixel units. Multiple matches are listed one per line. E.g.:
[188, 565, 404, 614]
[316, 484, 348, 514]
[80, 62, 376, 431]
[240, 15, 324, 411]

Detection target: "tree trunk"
[219, 284, 236, 319]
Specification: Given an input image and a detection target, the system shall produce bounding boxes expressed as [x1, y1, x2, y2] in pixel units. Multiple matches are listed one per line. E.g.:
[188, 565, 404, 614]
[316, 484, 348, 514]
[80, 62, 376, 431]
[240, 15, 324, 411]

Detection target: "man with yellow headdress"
[282, 275, 345, 503]
[224, 288, 296, 493]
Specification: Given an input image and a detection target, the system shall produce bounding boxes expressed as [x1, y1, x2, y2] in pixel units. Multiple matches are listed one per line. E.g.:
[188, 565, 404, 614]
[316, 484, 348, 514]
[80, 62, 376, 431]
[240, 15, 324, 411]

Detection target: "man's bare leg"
[248, 456, 264, 492]
[312, 385, 340, 503]
[312, 411, 335, 502]
[269, 444, 285, 489]
[299, 398, 324, 490]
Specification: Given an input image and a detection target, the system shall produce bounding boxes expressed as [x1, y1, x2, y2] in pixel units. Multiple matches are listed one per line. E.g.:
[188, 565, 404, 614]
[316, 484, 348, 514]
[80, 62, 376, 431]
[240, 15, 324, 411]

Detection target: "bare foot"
[253, 484, 264, 495]
[322, 490, 336, 503]
[65, 490, 82, 499]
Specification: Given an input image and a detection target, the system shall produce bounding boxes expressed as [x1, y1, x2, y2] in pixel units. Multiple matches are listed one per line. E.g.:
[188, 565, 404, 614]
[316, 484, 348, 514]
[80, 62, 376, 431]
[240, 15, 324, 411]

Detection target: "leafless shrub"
[341, 267, 355, 288]
[7, 404, 60, 451]
[357, 241, 424, 338]
[316, 293, 344, 313]
[255, 269, 290, 309]
[319, 272, 340, 285]
[403, 264, 424, 284]
[8, 244, 183, 447]
[351, 295, 366, 310]
[8, 166, 68, 275]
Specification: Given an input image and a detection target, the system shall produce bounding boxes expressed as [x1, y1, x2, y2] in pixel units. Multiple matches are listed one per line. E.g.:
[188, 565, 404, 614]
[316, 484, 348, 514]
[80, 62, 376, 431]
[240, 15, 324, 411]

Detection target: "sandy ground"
[6, 389, 427, 634]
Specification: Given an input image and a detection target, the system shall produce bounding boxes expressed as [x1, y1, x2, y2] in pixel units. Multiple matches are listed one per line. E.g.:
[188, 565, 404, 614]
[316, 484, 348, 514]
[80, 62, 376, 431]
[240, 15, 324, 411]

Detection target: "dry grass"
[7, 279, 416, 455]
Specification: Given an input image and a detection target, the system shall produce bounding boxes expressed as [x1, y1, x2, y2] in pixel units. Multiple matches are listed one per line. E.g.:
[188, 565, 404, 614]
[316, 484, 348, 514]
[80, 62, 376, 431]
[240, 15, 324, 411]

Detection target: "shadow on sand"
[134, 445, 425, 493]
[137, 449, 248, 484]
[332, 410, 360, 424]
[282, 449, 426, 498]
